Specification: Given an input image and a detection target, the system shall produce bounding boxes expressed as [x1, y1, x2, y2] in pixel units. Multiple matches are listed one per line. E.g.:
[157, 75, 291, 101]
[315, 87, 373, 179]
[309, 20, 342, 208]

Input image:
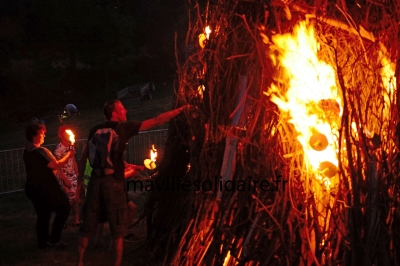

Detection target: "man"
[76, 99, 189, 266]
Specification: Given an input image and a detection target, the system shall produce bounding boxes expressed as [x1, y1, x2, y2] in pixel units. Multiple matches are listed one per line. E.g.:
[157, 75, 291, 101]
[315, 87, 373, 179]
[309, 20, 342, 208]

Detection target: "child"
[54, 125, 80, 226]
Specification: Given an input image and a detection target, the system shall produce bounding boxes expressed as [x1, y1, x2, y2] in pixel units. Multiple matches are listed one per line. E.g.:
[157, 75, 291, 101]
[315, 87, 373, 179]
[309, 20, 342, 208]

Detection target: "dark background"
[0, 0, 187, 124]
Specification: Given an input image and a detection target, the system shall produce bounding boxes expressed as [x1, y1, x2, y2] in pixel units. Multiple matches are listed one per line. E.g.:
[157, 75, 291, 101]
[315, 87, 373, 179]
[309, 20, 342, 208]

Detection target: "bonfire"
[140, 1, 400, 265]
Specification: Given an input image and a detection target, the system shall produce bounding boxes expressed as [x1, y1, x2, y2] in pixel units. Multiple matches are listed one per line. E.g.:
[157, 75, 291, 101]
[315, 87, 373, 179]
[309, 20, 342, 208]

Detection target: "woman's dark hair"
[103, 99, 121, 120]
[26, 122, 46, 142]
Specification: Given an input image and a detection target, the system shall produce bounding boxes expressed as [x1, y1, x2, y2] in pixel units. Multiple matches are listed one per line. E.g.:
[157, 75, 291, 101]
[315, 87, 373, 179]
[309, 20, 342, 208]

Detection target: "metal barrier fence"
[0, 129, 168, 195]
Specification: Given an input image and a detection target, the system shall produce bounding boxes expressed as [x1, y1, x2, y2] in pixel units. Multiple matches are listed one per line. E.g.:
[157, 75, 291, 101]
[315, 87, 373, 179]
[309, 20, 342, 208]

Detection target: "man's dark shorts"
[80, 174, 128, 239]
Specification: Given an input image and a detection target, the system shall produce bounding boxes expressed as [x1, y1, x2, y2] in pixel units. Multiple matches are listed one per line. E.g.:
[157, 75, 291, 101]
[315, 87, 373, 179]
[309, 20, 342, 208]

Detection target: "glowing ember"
[65, 129, 75, 145]
[197, 85, 205, 100]
[199, 26, 212, 49]
[266, 21, 341, 186]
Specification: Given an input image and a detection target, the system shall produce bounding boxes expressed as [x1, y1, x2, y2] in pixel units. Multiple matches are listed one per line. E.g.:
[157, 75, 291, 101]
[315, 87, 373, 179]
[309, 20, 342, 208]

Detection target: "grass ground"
[0, 190, 151, 266]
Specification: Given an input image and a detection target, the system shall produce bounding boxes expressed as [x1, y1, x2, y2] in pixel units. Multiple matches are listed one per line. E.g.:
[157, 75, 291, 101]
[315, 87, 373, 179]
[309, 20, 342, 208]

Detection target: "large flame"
[267, 21, 341, 186]
[264, 19, 396, 258]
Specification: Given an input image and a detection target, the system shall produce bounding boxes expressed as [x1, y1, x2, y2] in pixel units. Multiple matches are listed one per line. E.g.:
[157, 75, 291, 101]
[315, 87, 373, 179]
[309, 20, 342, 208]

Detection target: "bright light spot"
[65, 129, 75, 145]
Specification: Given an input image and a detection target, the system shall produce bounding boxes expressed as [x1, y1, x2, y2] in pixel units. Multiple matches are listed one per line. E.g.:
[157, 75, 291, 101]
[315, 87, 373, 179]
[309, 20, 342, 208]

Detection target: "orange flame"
[199, 26, 212, 49]
[266, 21, 341, 187]
[150, 144, 157, 162]
[264, 20, 396, 256]
[65, 129, 75, 145]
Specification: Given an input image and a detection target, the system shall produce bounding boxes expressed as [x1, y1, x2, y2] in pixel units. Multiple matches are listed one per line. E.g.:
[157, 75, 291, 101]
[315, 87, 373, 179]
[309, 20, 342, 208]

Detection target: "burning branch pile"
[139, 0, 400, 265]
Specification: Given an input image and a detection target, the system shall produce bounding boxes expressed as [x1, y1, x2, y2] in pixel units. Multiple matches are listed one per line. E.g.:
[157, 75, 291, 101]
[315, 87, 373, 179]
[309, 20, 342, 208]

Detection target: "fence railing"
[0, 129, 168, 195]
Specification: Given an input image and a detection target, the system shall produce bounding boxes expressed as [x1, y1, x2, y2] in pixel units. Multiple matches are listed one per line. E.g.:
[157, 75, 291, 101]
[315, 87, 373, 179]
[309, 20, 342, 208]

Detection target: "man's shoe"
[124, 233, 135, 243]
[47, 241, 67, 248]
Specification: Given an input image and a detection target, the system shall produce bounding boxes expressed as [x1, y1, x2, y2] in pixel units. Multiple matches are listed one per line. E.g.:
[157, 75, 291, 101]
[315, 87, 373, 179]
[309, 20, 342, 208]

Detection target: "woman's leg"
[31, 198, 52, 248]
[71, 200, 80, 225]
[49, 193, 71, 244]
[94, 222, 105, 247]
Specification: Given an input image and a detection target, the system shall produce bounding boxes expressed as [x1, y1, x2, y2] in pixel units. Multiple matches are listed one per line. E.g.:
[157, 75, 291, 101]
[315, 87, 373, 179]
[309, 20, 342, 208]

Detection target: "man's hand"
[139, 104, 194, 131]
[124, 164, 145, 179]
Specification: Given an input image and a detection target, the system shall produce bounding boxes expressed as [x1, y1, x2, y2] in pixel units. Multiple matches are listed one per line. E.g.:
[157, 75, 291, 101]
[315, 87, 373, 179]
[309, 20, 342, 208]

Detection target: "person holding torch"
[54, 125, 81, 226]
[76, 99, 191, 266]
[23, 122, 74, 249]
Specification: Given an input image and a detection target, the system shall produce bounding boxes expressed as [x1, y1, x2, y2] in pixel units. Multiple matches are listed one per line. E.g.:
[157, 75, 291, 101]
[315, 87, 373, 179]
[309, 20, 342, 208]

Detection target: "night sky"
[0, 0, 187, 123]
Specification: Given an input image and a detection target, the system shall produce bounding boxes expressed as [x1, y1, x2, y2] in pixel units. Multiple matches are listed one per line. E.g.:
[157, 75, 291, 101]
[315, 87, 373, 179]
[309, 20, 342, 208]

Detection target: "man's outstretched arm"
[139, 105, 191, 131]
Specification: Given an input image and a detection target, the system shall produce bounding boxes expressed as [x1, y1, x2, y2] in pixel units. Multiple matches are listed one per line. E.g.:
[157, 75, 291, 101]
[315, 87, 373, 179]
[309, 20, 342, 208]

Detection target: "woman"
[23, 122, 74, 249]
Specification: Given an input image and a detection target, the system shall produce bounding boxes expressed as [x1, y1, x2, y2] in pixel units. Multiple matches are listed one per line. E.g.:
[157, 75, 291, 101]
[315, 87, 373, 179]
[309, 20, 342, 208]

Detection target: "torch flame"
[267, 21, 341, 187]
[150, 144, 157, 162]
[65, 129, 75, 145]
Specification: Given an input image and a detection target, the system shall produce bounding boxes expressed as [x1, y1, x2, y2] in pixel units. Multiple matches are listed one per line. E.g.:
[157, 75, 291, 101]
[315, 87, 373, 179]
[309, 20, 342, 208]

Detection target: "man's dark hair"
[103, 99, 121, 120]
[26, 122, 46, 142]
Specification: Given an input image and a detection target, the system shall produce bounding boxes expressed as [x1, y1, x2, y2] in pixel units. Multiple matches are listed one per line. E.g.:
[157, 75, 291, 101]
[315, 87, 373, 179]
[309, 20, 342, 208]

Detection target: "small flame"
[199, 26, 212, 49]
[65, 129, 75, 145]
[205, 26, 211, 39]
[197, 85, 205, 100]
[150, 144, 157, 162]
